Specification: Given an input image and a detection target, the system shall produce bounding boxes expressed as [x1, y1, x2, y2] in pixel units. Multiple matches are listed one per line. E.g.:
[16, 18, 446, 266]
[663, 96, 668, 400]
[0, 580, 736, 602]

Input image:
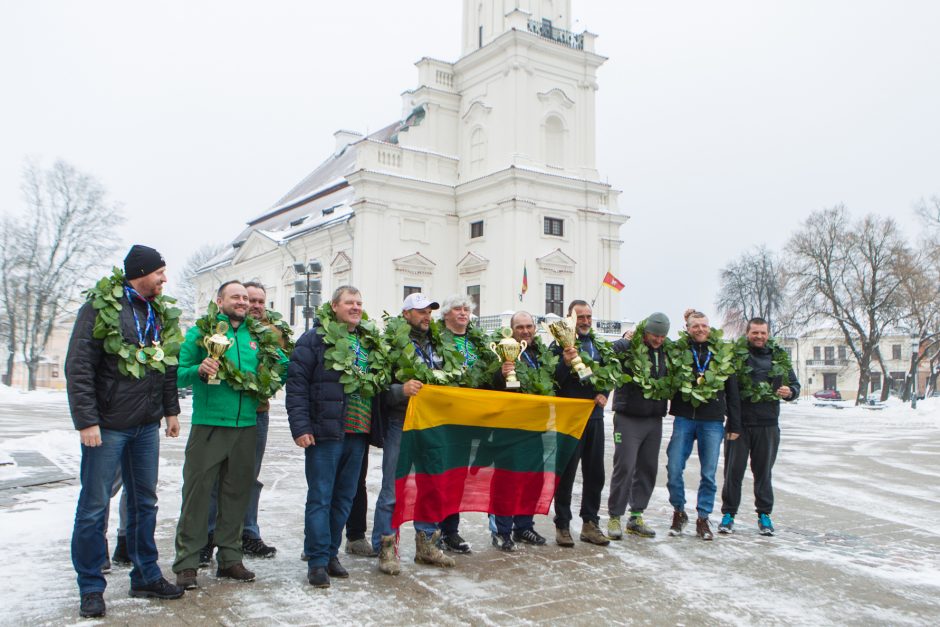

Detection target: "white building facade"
[194, 1, 628, 332]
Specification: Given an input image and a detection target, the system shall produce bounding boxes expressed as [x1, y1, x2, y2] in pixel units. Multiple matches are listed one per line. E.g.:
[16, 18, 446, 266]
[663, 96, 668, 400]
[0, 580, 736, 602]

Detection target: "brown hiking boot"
[579, 521, 610, 546]
[696, 517, 714, 541]
[414, 531, 455, 568]
[669, 510, 689, 536]
[555, 527, 575, 547]
[216, 562, 256, 582]
[176, 568, 198, 590]
[378, 534, 401, 575]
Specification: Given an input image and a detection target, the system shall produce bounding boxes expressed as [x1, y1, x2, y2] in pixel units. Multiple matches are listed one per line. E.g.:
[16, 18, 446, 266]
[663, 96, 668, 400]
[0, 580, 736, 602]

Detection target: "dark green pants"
[173, 424, 257, 572]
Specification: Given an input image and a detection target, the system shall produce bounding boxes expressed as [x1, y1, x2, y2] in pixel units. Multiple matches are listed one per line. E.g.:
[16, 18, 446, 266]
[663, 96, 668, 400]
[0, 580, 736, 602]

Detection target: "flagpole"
[590, 282, 603, 308]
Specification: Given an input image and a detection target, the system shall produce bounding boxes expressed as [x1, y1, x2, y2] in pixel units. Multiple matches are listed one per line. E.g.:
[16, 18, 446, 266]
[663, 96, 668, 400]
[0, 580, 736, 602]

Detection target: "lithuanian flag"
[393, 385, 594, 527]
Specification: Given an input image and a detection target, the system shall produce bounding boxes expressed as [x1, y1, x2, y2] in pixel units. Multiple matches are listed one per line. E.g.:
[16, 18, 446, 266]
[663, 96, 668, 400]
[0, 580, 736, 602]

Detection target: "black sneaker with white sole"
[441, 532, 472, 554]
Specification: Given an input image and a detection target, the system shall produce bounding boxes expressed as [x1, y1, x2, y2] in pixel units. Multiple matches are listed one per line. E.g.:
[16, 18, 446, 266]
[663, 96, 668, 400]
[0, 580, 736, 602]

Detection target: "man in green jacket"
[172, 280, 288, 589]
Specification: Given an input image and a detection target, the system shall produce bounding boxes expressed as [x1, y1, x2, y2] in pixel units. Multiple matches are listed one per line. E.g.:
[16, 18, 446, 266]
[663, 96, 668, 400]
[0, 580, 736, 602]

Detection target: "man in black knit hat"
[66, 244, 185, 618]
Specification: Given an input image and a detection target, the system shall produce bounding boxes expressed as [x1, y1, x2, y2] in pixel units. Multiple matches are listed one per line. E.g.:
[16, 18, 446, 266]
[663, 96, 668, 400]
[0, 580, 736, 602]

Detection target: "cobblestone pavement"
[1, 394, 938, 626]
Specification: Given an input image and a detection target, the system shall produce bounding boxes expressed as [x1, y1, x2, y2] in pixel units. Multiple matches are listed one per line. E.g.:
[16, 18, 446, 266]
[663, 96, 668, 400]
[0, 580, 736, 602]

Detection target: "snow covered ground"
[0, 386, 938, 626]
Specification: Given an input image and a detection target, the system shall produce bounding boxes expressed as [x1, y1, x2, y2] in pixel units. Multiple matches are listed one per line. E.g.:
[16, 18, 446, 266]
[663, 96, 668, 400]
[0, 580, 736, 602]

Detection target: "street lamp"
[910, 333, 920, 409]
[293, 260, 322, 332]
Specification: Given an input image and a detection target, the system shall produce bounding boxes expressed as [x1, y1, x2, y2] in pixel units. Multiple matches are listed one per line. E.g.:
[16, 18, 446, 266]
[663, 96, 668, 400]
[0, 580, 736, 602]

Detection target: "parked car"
[813, 389, 842, 401]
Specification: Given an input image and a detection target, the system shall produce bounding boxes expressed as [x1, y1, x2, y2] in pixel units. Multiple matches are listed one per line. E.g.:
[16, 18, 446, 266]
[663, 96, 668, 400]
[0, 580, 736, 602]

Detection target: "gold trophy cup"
[489, 328, 527, 390]
[202, 321, 233, 385]
[543, 316, 593, 381]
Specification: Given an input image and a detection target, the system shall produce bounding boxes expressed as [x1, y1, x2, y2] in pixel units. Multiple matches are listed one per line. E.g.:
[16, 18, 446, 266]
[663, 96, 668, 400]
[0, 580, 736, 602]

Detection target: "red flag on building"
[602, 271, 625, 292]
[521, 263, 528, 295]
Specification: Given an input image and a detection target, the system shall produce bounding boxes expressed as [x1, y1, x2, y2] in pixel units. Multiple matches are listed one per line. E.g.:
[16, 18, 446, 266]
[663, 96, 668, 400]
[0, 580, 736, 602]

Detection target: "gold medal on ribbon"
[152, 342, 165, 362]
[136, 346, 149, 364]
[696, 375, 704, 386]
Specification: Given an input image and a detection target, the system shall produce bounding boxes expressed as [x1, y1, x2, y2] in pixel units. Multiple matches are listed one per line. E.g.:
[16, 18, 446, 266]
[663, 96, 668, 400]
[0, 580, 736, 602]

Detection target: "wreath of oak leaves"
[194, 302, 286, 401]
[87, 267, 183, 379]
[618, 320, 677, 401]
[382, 315, 465, 385]
[265, 308, 295, 356]
[733, 336, 793, 403]
[576, 329, 623, 392]
[496, 332, 559, 396]
[441, 325, 501, 389]
[314, 302, 390, 398]
[668, 327, 737, 407]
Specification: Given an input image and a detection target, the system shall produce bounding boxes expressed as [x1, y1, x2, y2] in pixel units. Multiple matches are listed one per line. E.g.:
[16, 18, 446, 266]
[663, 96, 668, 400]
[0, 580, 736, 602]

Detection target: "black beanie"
[124, 245, 166, 279]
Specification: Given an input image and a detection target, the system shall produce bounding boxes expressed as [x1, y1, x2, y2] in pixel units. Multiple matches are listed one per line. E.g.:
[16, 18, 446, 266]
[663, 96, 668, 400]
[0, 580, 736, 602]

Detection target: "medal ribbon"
[411, 340, 436, 369]
[349, 333, 367, 373]
[124, 286, 158, 346]
[691, 345, 712, 376]
[521, 349, 537, 369]
[455, 334, 477, 367]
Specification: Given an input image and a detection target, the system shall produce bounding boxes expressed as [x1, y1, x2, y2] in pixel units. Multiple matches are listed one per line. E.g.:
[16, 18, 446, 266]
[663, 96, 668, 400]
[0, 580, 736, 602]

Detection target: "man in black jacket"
[606, 313, 670, 540]
[66, 245, 184, 618]
[666, 310, 741, 541]
[719, 317, 799, 537]
[552, 300, 612, 547]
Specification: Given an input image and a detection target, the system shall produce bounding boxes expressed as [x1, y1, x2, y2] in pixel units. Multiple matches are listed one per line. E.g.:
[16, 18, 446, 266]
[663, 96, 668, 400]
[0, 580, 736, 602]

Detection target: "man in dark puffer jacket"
[66, 245, 184, 618]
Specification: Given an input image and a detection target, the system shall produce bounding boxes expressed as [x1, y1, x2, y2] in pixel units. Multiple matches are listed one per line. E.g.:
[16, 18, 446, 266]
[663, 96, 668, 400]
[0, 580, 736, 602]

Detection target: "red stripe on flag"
[393, 466, 560, 528]
[602, 271, 625, 291]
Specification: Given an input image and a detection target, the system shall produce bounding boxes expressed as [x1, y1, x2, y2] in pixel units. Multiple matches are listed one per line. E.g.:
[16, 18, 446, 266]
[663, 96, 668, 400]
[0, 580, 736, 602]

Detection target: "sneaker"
[696, 517, 714, 541]
[491, 533, 516, 552]
[579, 520, 611, 546]
[512, 528, 547, 546]
[79, 592, 106, 618]
[345, 537, 377, 557]
[626, 515, 656, 538]
[669, 510, 689, 536]
[176, 568, 198, 590]
[242, 535, 277, 558]
[758, 513, 775, 536]
[198, 534, 214, 568]
[327, 556, 349, 578]
[216, 562, 256, 582]
[555, 527, 575, 547]
[718, 513, 735, 534]
[308, 566, 330, 588]
[130, 576, 185, 599]
[607, 516, 623, 540]
[441, 532, 472, 554]
[112, 535, 131, 566]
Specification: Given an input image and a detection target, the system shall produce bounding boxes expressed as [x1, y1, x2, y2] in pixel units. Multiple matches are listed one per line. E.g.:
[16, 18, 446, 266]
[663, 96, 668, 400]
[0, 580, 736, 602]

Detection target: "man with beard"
[719, 317, 799, 537]
[372, 293, 455, 575]
[172, 281, 287, 589]
[66, 245, 184, 618]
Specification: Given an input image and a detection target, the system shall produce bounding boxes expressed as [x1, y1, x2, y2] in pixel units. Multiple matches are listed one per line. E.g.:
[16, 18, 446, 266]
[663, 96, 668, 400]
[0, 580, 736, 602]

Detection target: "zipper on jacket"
[234, 327, 243, 427]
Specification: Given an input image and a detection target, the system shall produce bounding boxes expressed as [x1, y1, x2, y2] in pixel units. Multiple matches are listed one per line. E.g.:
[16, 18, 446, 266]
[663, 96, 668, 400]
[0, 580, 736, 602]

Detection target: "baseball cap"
[402, 293, 440, 311]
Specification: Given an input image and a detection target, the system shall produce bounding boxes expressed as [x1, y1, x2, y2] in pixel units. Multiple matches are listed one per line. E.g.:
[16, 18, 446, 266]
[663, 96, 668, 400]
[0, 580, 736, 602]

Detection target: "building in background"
[193, 0, 628, 333]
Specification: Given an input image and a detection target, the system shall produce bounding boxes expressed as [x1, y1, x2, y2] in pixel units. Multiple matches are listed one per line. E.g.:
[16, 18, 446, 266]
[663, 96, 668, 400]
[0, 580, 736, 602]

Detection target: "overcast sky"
[2, 1, 938, 327]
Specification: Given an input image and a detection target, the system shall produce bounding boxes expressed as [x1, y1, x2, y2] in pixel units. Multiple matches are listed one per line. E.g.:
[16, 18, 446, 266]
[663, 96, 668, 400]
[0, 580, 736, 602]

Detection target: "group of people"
[65, 244, 799, 618]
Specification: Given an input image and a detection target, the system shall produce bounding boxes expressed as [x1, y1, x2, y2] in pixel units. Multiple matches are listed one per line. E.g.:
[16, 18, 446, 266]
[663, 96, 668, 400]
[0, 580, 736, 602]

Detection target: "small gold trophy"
[489, 328, 527, 390]
[544, 316, 593, 381]
[202, 321, 233, 385]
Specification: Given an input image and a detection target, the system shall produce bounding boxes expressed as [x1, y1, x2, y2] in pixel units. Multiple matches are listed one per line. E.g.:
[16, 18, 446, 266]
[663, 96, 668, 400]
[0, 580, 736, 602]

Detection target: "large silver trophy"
[543, 316, 593, 381]
[489, 328, 527, 390]
[202, 321, 233, 385]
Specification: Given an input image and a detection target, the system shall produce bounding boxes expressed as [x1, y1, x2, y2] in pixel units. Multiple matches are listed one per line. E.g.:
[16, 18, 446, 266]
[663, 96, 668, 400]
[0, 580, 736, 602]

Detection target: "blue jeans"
[208, 411, 269, 539]
[665, 417, 724, 518]
[490, 515, 535, 535]
[371, 418, 437, 552]
[304, 434, 368, 568]
[71, 422, 163, 595]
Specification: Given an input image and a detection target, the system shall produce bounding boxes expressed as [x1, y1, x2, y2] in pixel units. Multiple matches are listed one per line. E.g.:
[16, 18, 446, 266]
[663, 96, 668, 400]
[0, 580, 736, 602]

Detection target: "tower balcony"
[527, 19, 583, 50]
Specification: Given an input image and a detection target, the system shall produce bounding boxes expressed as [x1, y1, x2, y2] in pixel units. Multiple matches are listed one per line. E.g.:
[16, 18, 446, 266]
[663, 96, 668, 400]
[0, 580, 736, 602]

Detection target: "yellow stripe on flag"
[404, 385, 594, 439]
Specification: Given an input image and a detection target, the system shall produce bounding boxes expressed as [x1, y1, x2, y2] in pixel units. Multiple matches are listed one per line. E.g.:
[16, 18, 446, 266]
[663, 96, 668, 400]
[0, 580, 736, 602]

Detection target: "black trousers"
[721, 424, 780, 516]
[345, 443, 370, 541]
[554, 418, 605, 528]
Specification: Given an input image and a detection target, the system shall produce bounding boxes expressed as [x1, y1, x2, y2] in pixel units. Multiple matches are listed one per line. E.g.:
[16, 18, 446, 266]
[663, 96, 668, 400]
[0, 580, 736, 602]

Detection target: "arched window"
[470, 127, 486, 175]
[545, 115, 564, 167]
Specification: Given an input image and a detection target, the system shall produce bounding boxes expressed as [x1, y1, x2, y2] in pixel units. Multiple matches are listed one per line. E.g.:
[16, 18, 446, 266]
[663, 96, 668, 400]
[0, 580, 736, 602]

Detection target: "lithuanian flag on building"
[393, 385, 594, 527]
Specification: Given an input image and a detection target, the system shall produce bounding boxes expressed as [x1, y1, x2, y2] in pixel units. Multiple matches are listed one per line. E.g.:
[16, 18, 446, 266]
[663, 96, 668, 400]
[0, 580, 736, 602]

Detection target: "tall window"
[813, 346, 821, 360]
[544, 217, 564, 236]
[470, 220, 483, 238]
[837, 345, 846, 360]
[870, 372, 882, 391]
[892, 344, 902, 360]
[823, 373, 837, 390]
[470, 128, 486, 175]
[544, 115, 564, 167]
[403, 285, 421, 299]
[467, 285, 480, 316]
[824, 346, 835, 364]
[546, 283, 564, 316]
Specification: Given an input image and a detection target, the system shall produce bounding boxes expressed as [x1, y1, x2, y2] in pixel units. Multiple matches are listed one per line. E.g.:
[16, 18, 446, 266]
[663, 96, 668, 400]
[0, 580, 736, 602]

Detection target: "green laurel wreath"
[618, 320, 677, 401]
[575, 330, 623, 392]
[734, 337, 792, 403]
[194, 302, 286, 401]
[505, 333, 559, 396]
[382, 315, 468, 385]
[265, 308, 295, 356]
[87, 267, 183, 379]
[441, 325, 500, 389]
[668, 328, 736, 407]
[314, 302, 390, 397]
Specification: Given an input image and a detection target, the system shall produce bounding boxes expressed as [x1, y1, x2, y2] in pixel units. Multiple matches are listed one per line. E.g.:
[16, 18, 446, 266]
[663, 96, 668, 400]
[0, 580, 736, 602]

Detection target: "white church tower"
[195, 0, 627, 332]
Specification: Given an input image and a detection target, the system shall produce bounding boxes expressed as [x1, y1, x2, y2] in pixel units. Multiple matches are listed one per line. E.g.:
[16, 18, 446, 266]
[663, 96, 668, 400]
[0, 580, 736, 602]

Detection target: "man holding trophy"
[172, 281, 288, 589]
[549, 300, 614, 547]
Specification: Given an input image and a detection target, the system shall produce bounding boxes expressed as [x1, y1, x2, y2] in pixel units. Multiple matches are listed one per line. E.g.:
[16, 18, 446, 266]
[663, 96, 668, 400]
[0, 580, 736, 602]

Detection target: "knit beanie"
[124, 245, 165, 279]
[644, 312, 670, 336]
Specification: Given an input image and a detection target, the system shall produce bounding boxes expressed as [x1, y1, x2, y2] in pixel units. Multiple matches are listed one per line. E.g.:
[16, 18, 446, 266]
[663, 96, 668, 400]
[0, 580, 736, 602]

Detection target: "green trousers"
[173, 424, 257, 572]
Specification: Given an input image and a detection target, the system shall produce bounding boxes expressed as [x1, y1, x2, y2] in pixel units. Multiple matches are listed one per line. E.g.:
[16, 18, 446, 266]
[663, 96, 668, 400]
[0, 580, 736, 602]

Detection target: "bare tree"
[899, 201, 940, 398]
[786, 205, 910, 404]
[0, 159, 124, 389]
[175, 243, 227, 328]
[715, 245, 785, 336]
[0, 217, 23, 385]
[914, 195, 940, 229]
